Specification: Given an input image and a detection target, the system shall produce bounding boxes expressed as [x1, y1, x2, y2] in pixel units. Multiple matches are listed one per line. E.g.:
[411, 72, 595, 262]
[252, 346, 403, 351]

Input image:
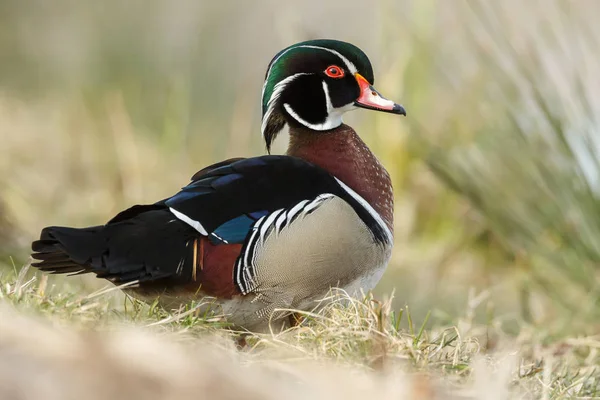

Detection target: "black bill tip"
[393, 104, 407, 116]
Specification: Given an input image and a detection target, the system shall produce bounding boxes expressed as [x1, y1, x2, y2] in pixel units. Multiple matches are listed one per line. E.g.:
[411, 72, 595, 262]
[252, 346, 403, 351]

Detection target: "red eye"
[324, 65, 344, 78]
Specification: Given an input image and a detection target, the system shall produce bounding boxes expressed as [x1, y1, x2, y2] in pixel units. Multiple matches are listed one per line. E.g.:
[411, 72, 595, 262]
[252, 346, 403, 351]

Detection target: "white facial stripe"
[334, 178, 393, 244]
[263, 44, 358, 99]
[322, 81, 333, 113]
[283, 103, 340, 131]
[298, 45, 357, 74]
[261, 72, 310, 138]
[263, 47, 298, 99]
[169, 208, 208, 236]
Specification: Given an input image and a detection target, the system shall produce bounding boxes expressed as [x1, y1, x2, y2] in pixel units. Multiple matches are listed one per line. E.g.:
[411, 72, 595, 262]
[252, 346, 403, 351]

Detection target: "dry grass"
[2, 0, 599, 322]
[1, 1, 600, 398]
[413, 1, 600, 328]
[1, 266, 598, 400]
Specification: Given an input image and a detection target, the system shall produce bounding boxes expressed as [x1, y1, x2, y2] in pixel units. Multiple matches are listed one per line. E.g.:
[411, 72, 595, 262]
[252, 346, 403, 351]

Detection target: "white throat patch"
[282, 80, 355, 131]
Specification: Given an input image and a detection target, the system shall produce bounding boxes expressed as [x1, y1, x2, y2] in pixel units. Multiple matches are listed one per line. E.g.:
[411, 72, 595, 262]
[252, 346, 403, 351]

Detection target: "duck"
[31, 39, 406, 332]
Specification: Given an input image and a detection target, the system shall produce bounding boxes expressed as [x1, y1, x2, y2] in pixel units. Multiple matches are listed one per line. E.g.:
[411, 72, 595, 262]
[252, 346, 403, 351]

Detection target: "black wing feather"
[31, 155, 387, 287]
[167, 156, 345, 234]
[167, 155, 388, 243]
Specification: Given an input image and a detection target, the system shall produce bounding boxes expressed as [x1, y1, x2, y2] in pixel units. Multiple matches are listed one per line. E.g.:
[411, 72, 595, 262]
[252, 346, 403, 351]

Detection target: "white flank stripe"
[304, 193, 334, 213]
[259, 209, 283, 241]
[275, 210, 288, 232]
[234, 192, 357, 295]
[286, 199, 309, 223]
[235, 258, 243, 289]
[334, 178, 393, 244]
[244, 216, 265, 266]
[169, 207, 208, 236]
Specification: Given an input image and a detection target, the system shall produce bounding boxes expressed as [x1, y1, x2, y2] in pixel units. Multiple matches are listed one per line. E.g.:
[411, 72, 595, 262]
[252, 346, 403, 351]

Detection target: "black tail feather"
[47, 266, 87, 275]
[30, 251, 70, 262]
[30, 209, 198, 287]
[31, 226, 100, 276]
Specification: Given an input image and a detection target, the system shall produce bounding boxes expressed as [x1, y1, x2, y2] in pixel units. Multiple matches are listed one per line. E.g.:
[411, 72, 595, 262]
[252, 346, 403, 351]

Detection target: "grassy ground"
[1, 265, 599, 399]
[1, 1, 600, 398]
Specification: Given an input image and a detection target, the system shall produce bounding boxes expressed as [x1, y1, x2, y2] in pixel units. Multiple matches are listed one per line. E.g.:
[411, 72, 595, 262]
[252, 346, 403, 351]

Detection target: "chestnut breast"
[287, 124, 394, 233]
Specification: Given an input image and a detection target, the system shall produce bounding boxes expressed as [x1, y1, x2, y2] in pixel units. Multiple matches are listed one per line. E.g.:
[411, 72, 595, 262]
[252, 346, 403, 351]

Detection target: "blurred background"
[1, 0, 599, 333]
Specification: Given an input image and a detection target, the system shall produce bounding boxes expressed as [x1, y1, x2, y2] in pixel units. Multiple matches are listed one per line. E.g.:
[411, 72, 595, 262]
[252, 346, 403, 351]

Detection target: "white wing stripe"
[169, 208, 208, 236]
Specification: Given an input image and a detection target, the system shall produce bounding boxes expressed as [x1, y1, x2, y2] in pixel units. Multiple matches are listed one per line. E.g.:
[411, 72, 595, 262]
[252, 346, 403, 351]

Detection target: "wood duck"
[31, 39, 406, 331]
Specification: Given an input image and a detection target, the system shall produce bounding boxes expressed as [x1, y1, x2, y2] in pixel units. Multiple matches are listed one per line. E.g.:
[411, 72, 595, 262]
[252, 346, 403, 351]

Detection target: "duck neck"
[286, 124, 394, 233]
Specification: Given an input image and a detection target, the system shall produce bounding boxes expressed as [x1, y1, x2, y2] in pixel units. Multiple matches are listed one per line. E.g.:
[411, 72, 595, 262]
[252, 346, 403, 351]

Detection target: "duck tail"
[31, 226, 105, 275]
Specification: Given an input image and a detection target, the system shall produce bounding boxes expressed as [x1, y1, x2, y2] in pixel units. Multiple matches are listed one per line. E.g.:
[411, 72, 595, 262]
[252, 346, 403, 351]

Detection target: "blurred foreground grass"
[0, 1, 600, 395]
[1, 266, 599, 399]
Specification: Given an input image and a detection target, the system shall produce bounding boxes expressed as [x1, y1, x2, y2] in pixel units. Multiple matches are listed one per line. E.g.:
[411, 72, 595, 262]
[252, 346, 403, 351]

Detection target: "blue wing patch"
[209, 211, 269, 244]
[248, 210, 269, 219]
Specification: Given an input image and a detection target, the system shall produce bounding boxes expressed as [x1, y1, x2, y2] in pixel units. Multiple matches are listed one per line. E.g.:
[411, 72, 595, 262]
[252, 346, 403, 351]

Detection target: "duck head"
[261, 39, 406, 151]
